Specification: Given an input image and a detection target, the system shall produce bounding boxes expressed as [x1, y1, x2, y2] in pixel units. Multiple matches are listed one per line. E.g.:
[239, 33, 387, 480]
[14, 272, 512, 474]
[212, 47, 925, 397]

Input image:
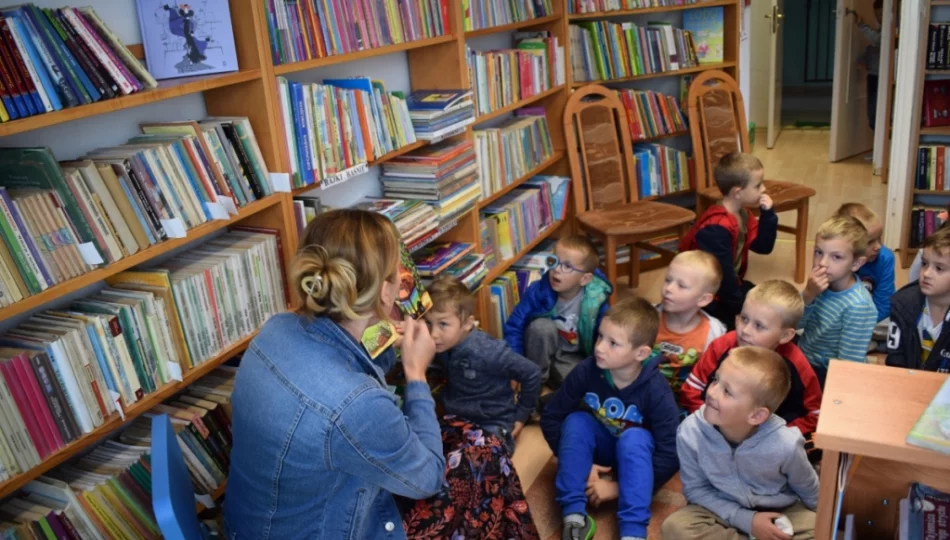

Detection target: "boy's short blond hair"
[427, 276, 476, 320]
[744, 280, 804, 329]
[714, 152, 764, 196]
[723, 346, 791, 412]
[672, 250, 723, 293]
[556, 236, 600, 273]
[923, 226, 950, 258]
[604, 296, 660, 348]
[816, 215, 869, 258]
[834, 203, 881, 230]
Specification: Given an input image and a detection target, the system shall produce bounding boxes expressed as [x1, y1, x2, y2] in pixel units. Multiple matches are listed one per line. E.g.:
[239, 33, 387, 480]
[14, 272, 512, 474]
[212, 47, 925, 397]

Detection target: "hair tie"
[302, 273, 323, 297]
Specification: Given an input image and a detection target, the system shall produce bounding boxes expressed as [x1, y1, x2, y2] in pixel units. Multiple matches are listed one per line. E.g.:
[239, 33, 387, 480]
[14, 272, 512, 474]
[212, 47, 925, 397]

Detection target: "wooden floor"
[511, 129, 908, 533]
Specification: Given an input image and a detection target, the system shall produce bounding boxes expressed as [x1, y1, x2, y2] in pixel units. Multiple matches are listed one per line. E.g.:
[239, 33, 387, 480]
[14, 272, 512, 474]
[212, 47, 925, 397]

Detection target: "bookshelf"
[0, 0, 742, 515]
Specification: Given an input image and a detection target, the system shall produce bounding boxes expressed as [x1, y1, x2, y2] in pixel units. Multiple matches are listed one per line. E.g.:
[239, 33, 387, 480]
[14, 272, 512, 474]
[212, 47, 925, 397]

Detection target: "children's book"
[682, 7, 724, 65]
[906, 375, 950, 455]
[135, 0, 238, 80]
[361, 240, 432, 358]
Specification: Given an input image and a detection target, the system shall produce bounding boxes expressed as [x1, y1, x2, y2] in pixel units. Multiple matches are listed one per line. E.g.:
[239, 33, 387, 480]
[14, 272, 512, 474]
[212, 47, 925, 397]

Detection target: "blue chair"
[151, 413, 205, 540]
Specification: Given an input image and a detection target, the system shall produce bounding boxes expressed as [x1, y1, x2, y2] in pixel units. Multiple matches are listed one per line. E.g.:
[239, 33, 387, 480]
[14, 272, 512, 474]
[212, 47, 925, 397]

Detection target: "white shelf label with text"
[321, 162, 369, 190]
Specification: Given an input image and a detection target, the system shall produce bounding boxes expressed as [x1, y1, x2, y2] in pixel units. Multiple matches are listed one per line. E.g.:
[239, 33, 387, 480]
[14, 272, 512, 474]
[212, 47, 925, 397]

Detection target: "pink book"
[12, 353, 64, 451]
[0, 358, 49, 458]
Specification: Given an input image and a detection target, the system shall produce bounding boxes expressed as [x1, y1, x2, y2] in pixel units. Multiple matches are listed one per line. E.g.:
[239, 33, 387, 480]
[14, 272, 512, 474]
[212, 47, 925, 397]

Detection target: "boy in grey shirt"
[661, 346, 819, 540]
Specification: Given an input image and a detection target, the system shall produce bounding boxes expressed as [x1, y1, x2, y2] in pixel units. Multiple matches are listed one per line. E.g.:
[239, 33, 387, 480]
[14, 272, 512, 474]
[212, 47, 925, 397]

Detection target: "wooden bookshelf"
[477, 151, 566, 209]
[272, 34, 457, 75]
[568, 0, 739, 20]
[474, 84, 566, 126]
[0, 333, 256, 500]
[571, 61, 738, 87]
[914, 189, 950, 195]
[632, 129, 690, 143]
[290, 140, 430, 196]
[196, 480, 228, 513]
[464, 14, 563, 38]
[920, 126, 950, 136]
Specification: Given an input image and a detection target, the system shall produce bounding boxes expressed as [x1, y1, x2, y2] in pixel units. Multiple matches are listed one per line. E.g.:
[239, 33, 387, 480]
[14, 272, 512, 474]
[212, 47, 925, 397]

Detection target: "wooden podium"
[814, 361, 950, 539]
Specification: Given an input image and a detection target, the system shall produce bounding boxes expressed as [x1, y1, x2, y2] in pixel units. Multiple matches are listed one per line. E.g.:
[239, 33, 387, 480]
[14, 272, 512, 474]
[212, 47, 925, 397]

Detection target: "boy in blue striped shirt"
[798, 215, 878, 387]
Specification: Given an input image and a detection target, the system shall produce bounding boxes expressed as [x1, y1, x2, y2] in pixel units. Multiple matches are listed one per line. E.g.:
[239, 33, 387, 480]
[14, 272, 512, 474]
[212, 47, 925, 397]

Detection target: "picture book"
[136, 0, 238, 80]
[906, 375, 950, 455]
[406, 90, 473, 111]
[683, 7, 724, 65]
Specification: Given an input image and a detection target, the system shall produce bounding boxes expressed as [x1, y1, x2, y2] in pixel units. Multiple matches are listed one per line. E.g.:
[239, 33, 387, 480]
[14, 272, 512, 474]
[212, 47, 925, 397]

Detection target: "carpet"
[523, 457, 687, 539]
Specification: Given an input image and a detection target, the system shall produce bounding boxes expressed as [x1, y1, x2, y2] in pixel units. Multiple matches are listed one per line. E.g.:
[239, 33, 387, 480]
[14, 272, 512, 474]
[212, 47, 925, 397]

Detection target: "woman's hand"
[399, 318, 435, 382]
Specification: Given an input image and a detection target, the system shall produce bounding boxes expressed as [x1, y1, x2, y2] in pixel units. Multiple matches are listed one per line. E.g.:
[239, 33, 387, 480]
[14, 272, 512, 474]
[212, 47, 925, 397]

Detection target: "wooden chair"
[563, 85, 695, 302]
[687, 70, 816, 283]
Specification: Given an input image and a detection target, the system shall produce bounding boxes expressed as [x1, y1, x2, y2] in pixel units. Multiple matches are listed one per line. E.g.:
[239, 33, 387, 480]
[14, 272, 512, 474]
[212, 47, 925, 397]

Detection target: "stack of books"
[277, 77, 416, 190]
[0, 117, 271, 308]
[480, 181, 556, 262]
[568, 0, 701, 14]
[464, 0, 555, 31]
[263, 0, 450, 65]
[354, 198, 441, 252]
[0, 4, 158, 124]
[292, 194, 323, 233]
[440, 253, 489, 291]
[474, 110, 554, 198]
[0, 366, 235, 539]
[467, 32, 565, 116]
[406, 90, 475, 143]
[570, 21, 699, 82]
[0, 230, 282, 476]
[618, 89, 688, 140]
[510, 243, 556, 295]
[414, 242, 475, 278]
[632, 143, 695, 198]
[380, 139, 481, 223]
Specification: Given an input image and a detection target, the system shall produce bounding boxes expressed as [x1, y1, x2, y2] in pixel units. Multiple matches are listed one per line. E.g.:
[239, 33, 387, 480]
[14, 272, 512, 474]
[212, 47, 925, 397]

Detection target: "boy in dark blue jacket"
[504, 236, 613, 390]
[426, 277, 541, 450]
[541, 297, 680, 540]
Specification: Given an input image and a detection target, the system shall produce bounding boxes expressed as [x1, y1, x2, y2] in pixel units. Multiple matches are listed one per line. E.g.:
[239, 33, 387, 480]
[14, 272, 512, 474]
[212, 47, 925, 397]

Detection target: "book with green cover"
[0, 148, 102, 260]
[683, 6, 724, 65]
[907, 375, 950, 455]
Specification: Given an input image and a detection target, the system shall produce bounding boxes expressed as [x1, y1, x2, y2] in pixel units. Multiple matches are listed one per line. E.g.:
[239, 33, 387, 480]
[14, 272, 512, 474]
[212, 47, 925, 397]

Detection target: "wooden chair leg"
[606, 235, 618, 304]
[628, 243, 639, 290]
[795, 200, 809, 283]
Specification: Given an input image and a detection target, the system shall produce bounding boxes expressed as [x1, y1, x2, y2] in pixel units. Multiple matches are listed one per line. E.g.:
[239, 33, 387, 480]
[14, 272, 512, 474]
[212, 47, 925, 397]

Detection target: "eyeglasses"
[545, 255, 587, 274]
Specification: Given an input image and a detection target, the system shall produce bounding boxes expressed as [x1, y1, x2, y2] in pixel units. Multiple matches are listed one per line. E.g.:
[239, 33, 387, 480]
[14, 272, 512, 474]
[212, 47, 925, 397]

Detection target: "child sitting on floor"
[681, 280, 822, 439]
[799, 215, 878, 387]
[504, 235, 613, 390]
[541, 297, 679, 540]
[661, 347, 819, 540]
[887, 226, 950, 372]
[426, 277, 541, 450]
[654, 250, 727, 408]
[678, 152, 778, 329]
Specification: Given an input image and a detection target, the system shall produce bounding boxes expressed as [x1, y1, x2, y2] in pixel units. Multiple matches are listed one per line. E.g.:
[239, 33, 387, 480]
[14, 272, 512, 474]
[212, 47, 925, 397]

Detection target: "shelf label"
[216, 195, 238, 216]
[321, 162, 369, 190]
[428, 125, 468, 145]
[77, 242, 104, 265]
[167, 361, 183, 382]
[195, 493, 215, 509]
[160, 218, 188, 238]
[109, 390, 125, 420]
[270, 172, 292, 193]
[207, 202, 230, 221]
[437, 219, 458, 237]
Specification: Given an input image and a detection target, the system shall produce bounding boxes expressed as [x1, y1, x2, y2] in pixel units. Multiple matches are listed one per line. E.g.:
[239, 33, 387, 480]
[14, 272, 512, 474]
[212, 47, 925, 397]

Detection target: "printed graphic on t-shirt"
[554, 313, 579, 346]
[583, 392, 643, 436]
[654, 342, 701, 395]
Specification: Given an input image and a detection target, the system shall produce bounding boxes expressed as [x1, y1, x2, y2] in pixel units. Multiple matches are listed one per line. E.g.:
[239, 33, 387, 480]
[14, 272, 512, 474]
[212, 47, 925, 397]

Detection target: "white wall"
[745, 0, 773, 128]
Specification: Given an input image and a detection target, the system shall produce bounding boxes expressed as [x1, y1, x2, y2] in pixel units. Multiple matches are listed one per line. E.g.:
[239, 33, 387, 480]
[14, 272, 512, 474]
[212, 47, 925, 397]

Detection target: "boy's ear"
[462, 315, 476, 332]
[580, 271, 595, 287]
[697, 291, 714, 309]
[727, 185, 743, 200]
[778, 327, 797, 345]
[851, 255, 868, 272]
[748, 406, 772, 427]
[635, 344, 653, 362]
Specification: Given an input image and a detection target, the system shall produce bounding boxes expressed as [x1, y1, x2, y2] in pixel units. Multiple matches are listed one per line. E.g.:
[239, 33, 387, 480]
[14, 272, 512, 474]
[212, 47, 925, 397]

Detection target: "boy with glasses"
[505, 236, 613, 390]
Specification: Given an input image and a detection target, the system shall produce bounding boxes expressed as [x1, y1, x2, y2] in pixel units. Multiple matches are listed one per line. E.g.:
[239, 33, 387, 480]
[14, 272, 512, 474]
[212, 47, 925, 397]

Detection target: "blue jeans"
[555, 412, 655, 538]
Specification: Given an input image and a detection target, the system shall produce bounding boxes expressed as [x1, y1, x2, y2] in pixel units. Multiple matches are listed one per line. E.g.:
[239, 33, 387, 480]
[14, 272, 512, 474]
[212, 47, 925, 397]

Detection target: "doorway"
[781, 0, 835, 128]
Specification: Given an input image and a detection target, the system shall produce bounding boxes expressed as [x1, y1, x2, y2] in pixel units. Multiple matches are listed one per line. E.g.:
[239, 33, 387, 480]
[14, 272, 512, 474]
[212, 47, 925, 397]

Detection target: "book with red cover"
[923, 80, 950, 127]
[0, 357, 48, 458]
[11, 352, 64, 451]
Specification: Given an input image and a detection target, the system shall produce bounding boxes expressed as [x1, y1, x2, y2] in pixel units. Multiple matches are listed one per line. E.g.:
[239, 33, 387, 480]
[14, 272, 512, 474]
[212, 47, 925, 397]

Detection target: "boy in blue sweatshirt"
[541, 297, 679, 540]
[504, 236, 613, 390]
[835, 203, 895, 322]
[426, 277, 541, 451]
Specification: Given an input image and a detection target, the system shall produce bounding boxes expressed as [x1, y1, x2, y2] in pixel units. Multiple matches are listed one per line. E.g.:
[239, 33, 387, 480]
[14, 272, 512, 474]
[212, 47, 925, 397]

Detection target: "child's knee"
[660, 513, 690, 539]
[526, 317, 558, 339]
[617, 427, 654, 454]
[562, 411, 597, 433]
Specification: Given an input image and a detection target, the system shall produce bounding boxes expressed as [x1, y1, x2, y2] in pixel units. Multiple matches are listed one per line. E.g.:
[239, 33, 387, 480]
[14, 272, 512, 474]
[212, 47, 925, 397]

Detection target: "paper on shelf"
[195, 493, 215, 509]
[160, 218, 187, 238]
[77, 243, 104, 265]
[217, 195, 238, 215]
[207, 202, 230, 221]
[270, 172, 291, 192]
[109, 390, 125, 420]
[167, 361, 183, 382]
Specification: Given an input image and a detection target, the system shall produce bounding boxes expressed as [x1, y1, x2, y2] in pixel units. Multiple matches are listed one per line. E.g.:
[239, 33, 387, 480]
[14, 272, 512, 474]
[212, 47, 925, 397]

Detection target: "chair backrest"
[151, 413, 204, 540]
[686, 70, 752, 192]
[563, 84, 639, 214]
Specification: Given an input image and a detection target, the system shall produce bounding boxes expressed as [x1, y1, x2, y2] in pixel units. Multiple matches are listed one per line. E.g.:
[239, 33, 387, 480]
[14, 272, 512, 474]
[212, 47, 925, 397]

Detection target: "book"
[906, 375, 950, 454]
[464, 0, 555, 31]
[924, 81, 950, 128]
[135, 0, 238, 80]
[908, 482, 950, 538]
[683, 7, 724, 65]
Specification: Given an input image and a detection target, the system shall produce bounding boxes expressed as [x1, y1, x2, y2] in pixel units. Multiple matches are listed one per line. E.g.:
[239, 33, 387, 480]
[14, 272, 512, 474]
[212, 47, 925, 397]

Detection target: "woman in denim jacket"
[224, 209, 444, 539]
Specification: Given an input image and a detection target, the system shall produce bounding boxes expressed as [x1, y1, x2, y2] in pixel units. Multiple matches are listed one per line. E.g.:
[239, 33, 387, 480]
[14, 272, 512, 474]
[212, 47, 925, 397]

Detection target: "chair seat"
[698, 180, 816, 211]
[577, 201, 695, 236]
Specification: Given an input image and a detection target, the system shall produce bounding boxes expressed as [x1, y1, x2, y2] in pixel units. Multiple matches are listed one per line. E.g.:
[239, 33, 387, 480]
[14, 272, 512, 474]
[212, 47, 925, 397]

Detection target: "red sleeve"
[681, 333, 732, 412]
[786, 346, 823, 436]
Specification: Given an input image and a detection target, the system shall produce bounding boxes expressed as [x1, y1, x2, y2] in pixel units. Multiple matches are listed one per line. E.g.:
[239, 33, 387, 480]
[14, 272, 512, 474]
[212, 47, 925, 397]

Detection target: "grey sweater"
[677, 406, 820, 534]
[437, 330, 541, 432]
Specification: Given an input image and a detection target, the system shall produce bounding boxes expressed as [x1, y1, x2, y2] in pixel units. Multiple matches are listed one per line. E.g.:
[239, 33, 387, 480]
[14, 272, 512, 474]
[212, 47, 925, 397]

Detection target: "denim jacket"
[224, 313, 445, 539]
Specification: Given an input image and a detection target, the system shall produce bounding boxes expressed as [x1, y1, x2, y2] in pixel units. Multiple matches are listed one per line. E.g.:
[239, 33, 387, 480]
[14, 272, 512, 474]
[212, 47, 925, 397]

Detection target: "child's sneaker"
[562, 514, 596, 540]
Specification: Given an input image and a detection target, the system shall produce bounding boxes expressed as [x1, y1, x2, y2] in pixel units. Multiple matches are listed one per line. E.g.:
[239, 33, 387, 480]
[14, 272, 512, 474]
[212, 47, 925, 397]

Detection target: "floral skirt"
[400, 416, 539, 539]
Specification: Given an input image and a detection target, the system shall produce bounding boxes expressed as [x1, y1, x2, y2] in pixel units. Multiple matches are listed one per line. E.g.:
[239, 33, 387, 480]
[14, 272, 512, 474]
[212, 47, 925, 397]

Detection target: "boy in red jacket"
[681, 280, 822, 438]
[679, 152, 778, 329]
